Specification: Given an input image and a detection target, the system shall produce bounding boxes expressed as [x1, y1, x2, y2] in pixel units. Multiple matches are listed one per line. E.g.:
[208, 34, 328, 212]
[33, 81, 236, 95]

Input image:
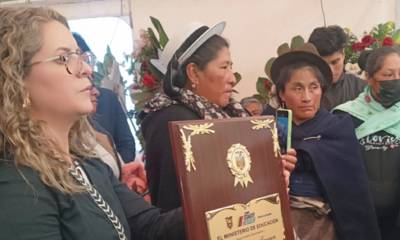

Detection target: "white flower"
[345, 63, 361, 74]
[132, 29, 151, 58]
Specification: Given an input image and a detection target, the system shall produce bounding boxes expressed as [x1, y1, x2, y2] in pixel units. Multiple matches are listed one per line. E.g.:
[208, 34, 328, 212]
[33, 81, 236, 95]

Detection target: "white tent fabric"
[0, 0, 131, 20]
[132, 0, 399, 98]
[2, 0, 400, 97]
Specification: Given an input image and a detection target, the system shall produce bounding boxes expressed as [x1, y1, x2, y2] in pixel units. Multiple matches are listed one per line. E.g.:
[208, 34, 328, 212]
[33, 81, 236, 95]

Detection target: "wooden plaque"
[169, 116, 294, 240]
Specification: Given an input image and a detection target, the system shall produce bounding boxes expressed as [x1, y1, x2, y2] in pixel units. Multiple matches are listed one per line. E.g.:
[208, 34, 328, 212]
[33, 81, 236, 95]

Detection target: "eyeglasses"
[29, 50, 96, 75]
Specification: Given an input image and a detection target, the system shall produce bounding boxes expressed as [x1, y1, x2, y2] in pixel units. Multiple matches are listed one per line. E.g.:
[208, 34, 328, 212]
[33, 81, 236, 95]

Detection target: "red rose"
[351, 42, 366, 52]
[264, 79, 272, 91]
[361, 35, 376, 46]
[383, 37, 394, 46]
[142, 73, 156, 88]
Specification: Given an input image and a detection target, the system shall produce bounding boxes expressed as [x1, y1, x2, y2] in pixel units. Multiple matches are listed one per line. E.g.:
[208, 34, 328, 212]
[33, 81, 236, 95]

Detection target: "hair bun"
[358, 50, 372, 71]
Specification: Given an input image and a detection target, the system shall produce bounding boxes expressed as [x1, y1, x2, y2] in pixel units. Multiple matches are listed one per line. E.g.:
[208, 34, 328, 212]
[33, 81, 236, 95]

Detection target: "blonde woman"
[0, 7, 184, 240]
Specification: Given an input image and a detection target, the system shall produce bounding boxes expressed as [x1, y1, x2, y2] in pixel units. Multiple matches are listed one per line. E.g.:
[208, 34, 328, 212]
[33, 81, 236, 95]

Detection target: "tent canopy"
[0, 0, 131, 19]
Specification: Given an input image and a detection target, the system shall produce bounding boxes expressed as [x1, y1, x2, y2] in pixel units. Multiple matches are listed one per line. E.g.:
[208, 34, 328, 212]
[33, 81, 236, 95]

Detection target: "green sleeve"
[0, 164, 62, 240]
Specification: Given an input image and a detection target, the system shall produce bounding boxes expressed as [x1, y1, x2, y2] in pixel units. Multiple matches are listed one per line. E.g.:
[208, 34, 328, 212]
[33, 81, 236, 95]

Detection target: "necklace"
[69, 161, 127, 240]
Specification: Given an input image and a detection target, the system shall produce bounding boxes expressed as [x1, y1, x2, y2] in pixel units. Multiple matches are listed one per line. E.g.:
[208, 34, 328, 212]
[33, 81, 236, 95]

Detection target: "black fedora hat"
[270, 43, 332, 86]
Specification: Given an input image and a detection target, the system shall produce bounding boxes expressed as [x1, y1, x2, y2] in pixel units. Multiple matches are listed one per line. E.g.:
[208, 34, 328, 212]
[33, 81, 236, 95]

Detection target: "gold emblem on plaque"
[227, 143, 253, 187]
[180, 123, 215, 172]
[251, 119, 281, 157]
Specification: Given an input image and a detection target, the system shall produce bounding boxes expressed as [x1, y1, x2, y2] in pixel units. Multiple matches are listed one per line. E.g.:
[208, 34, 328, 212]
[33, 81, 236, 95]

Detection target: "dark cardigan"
[0, 158, 185, 239]
[141, 104, 200, 211]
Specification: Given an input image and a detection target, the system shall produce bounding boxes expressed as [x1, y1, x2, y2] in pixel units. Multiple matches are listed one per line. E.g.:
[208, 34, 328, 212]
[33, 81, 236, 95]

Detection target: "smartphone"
[276, 109, 292, 153]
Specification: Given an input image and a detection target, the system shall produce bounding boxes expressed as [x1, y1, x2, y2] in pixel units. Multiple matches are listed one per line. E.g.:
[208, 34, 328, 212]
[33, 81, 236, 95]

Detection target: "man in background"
[308, 25, 366, 111]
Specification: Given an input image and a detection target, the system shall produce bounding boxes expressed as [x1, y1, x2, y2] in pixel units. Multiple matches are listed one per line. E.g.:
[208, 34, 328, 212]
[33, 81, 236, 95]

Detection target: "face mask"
[379, 79, 400, 108]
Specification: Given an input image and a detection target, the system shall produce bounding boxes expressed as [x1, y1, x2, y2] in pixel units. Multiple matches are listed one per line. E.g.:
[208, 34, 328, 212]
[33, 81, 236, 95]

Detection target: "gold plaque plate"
[205, 194, 285, 240]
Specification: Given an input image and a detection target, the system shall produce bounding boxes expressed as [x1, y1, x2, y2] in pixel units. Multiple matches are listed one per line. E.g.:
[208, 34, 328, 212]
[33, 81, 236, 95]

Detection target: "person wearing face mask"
[140, 21, 297, 212]
[335, 46, 400, 240]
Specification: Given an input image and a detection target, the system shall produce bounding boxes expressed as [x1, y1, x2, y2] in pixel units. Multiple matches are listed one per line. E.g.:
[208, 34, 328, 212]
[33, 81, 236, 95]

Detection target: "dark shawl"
[292, 109, 380, 240]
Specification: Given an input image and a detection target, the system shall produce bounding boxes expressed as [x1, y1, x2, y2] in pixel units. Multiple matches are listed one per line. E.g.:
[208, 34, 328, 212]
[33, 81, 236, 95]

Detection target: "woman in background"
[335, 46, 400, 239]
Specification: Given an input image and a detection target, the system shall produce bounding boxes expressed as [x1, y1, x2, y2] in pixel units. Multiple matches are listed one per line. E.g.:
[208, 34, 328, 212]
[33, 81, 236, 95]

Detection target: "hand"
[282, 148, 297, 173]
[121, 161, 151, 202]
[280, 148, 297, 190]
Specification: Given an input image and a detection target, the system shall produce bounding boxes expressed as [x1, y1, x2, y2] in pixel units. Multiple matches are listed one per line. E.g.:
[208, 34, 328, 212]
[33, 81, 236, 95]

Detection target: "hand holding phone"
[276, 109, 292, 153]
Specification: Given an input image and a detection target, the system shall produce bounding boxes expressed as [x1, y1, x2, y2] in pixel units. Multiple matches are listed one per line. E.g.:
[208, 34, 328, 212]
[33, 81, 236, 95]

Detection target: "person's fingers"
[127, 178, 145, 193]
[123, 162, 146, 177]
[286, 148, 297, 157]
[128, 179, 137, 191]
[283, 169, 290, 178]
[281, 158, 295, 172]
[134, 179, 147, 193]
[282, 169, 290, 188]
[125, 162, 142, 173]
[136, 165, 147, 181]
[281, 148, 297, 172]
[143, 194, 151, 203]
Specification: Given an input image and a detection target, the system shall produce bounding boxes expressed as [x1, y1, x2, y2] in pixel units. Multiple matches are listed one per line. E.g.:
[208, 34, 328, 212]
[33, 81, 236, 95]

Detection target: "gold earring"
[22, 95, 31, 109]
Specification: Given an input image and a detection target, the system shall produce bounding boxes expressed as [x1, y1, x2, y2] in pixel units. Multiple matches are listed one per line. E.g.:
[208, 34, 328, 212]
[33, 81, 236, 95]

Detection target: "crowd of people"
[1, 5, 400, 240]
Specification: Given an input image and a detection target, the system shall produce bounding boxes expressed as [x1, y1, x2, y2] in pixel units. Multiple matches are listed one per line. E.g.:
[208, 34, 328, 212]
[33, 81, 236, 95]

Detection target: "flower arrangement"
[344, 21, 400, 65]
[126, 16, 169, 115]
[121, 17, 168, 147]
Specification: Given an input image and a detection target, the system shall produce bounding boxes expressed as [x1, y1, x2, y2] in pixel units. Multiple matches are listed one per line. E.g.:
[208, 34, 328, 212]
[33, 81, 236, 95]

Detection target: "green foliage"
[234, 72, 242, 85]
[124, 16, 170, 146]
[277, 42, 290, 56]
[290, 35, 305, 49]
[256, 35, 305, 104]
[92, 45, 116, 86]
[345, 21, 400, 65]
[370, 22, 394, 42]
[150, 16, 169, 49]
[146, 28, 161, 51]
[392, 29, 400, 44]
[256, 77, 269, 97]
[264, 57, 276, 79]
[252, 94, 268, 104]
[344, 28, 359, 64]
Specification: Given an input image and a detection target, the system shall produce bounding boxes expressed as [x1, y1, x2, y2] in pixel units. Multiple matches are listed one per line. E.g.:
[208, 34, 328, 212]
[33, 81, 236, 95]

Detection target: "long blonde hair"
[0, 7, 95, 193]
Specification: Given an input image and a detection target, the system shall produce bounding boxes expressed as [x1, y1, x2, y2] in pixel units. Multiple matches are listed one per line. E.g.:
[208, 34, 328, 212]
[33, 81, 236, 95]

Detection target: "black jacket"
[321, 73, 366, 111]
[141, 104, 200, 211]
[0, 158, 185, 240]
